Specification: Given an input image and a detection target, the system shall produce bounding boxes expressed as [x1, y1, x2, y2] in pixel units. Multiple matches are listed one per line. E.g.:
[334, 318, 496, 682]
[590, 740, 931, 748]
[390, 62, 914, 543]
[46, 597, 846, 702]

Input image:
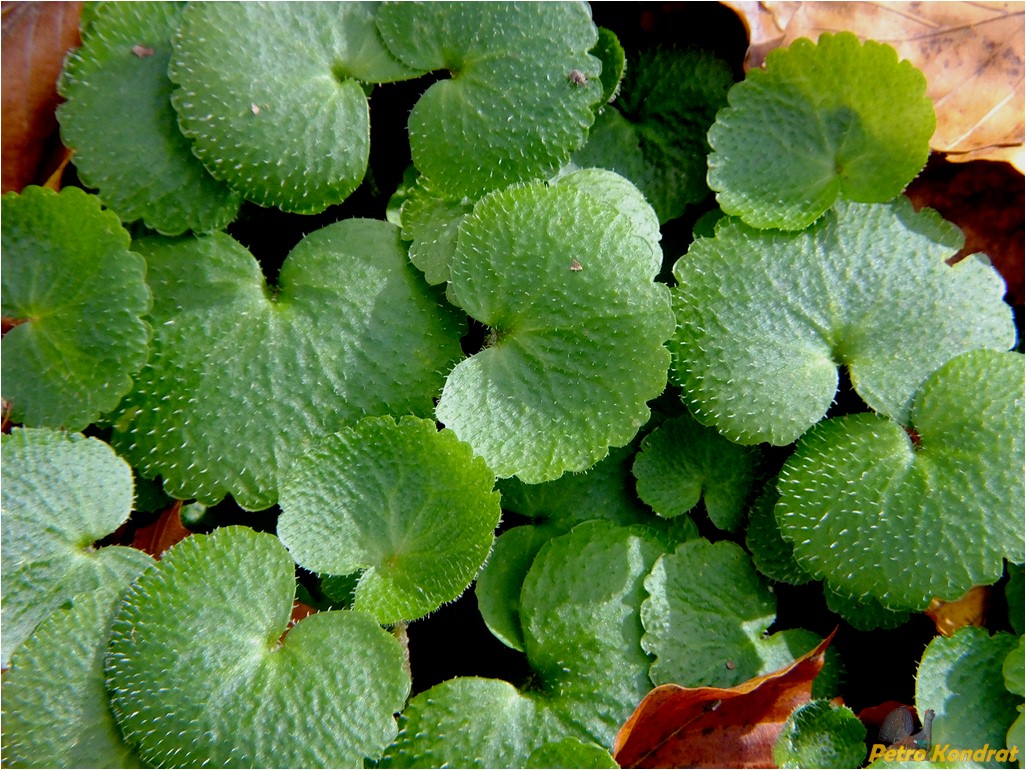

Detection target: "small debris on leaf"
[568, 68, 588, 86]
[131, 44, 155, 58]
[570, 259, 583, 271]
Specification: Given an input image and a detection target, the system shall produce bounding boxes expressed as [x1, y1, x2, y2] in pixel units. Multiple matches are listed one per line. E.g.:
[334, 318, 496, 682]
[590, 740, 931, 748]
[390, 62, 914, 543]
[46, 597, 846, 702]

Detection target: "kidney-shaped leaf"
[708, 31, 935, 230]
[671, 199, 1014, 446]
[437, 171, 674, 483]
[376, 1, 602, 199]
[106, 526, 410, 769]
[777, 350, 1025, 610]
[112, 219, 464, 510]
[278, 416, 501, 624]
[0, 428, 153, 667]
[773, 700, 867, 769]
[57, 2, 240, 234]
[170, 2, 423, 213]
[1, 186, 151, 430]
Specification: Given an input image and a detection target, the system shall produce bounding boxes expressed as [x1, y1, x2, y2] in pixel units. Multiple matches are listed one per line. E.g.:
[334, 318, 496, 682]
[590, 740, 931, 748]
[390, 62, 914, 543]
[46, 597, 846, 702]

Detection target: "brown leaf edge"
[613, 628, 837, 769]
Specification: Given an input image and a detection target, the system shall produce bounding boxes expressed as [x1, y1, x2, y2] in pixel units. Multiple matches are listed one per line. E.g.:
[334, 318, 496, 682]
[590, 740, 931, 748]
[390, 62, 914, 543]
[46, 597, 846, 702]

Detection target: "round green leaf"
[476, 524, 558, 652]
[573, 48, 733, 222]
[671, 199, 1014, 445]
[522, 520, 665, 745]
[915, 627, 1020, 767]
[745, 483, 814, 586]
[437, 172, 674, 483]
[376, 2, 602, 199]
[1, 571, 150, 768]
[641, 539, 775, 688]
[1, 186, 151, 430]
[106, 526, 410, 768]
[56, 2, 240, 235]
[632, 412, 758, 530]
[112, 219, 464, 510]
[592, 27, 626, 106]
[773, 700, 867, 769]
[278, 416, 500, 624]
[0, 428, 152, 667]
[708, 32, 935, 230]
[777, 350, 1025, 609]
[400, 179, 475, 286]
[528, 738, 619, 769]
[170, 2, 422, 213]
[381, 677, 554, 769]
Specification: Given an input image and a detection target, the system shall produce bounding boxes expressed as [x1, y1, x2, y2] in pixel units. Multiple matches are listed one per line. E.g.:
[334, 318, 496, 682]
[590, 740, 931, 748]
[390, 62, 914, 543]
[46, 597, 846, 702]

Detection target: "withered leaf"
[131, 501, 191, 559]
[924, 585, 990, 637]
[1, 1, 83, 192]
[613, 630, 835, 769]
[726, 1, 1025, 169]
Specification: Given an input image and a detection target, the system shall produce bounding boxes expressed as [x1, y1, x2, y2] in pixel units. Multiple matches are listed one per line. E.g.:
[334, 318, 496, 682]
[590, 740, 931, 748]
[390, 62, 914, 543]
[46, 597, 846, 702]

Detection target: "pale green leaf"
[0, 428, 151, 667]
[106, 526, 410, 768]
[277, 416, 500, 624]
[773, 700, 867, 769]
[671, 199, 1013, 445]
[777, 350, 1025, 609]
[708, 32, 934, 230]
[112, 219, 464, 510]
[437, 171, 673, 482]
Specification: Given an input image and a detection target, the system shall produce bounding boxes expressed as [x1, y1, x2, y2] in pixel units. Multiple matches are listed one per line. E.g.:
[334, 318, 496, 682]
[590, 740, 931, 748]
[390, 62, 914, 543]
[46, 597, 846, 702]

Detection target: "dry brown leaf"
[924, 585, 991, 637]
[1, 1, 83, 193]
[130, 500, 191, 559]
[726, 1, 1025, 169]
[612, 630, 836, 769]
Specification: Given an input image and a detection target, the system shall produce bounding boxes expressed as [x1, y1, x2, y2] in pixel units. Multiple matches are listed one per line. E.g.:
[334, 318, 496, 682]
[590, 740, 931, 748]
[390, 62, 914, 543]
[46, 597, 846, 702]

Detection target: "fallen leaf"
[131, 501, 191, 559]
[906, 155, 1024, 305]
[1, 1, 84, 192]
[726, 2, 1025, 169]
[613, 629, 836, 768]
[924, 585, 991, 637]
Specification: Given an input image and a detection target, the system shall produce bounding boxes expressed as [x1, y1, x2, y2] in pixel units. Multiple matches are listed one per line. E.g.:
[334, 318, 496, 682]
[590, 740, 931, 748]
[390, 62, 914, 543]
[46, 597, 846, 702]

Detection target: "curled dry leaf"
[1, 1, 83, 192]
[130, 500, 191, 559]
[726, 1, 1025, 169]
[613, 630, 836, 768]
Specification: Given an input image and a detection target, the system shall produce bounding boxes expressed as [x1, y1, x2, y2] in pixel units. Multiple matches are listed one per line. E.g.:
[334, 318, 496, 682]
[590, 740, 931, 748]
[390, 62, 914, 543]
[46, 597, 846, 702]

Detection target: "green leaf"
[708, 32, 935, 230]
[277, 416, 501, 624]
[641, 538, 775, 688]
[1, 571, 150, 768]
[381, 677, 554, 769]
[573, 48, 733, 222]
[671, 199, 1014, 445]
[915, 627, 1020, 768]
[745, 484, 814, 586]
[777, 350, 1025, 609]
[0, 428, 152, 667]
[522, 521, 665, 745]
[437, 171, 673, 483]
[56, 2, 240, 235]
[476, 524, 559, 652]
[112, 219, 464, 510]
[632, 412, 758, 530]
[400, 179, 474, 286]
[388, 521, 665, 766]
[1, 186, 151, 431]
[591, 28, 625, 106]
[528, 738, 619, 769]
[824, 586, 910, 632]
[106, 526, 410, 768]
[1005, 637, 1025, 698]
[376, 2, 602, 199]
[773, 700, 867, 769]
[169, 2, 422, 213]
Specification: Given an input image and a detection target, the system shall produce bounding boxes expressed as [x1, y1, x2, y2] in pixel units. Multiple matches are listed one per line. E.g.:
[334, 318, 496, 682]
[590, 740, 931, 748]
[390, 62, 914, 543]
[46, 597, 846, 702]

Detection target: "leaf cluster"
[1, 5, 1022, 769]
